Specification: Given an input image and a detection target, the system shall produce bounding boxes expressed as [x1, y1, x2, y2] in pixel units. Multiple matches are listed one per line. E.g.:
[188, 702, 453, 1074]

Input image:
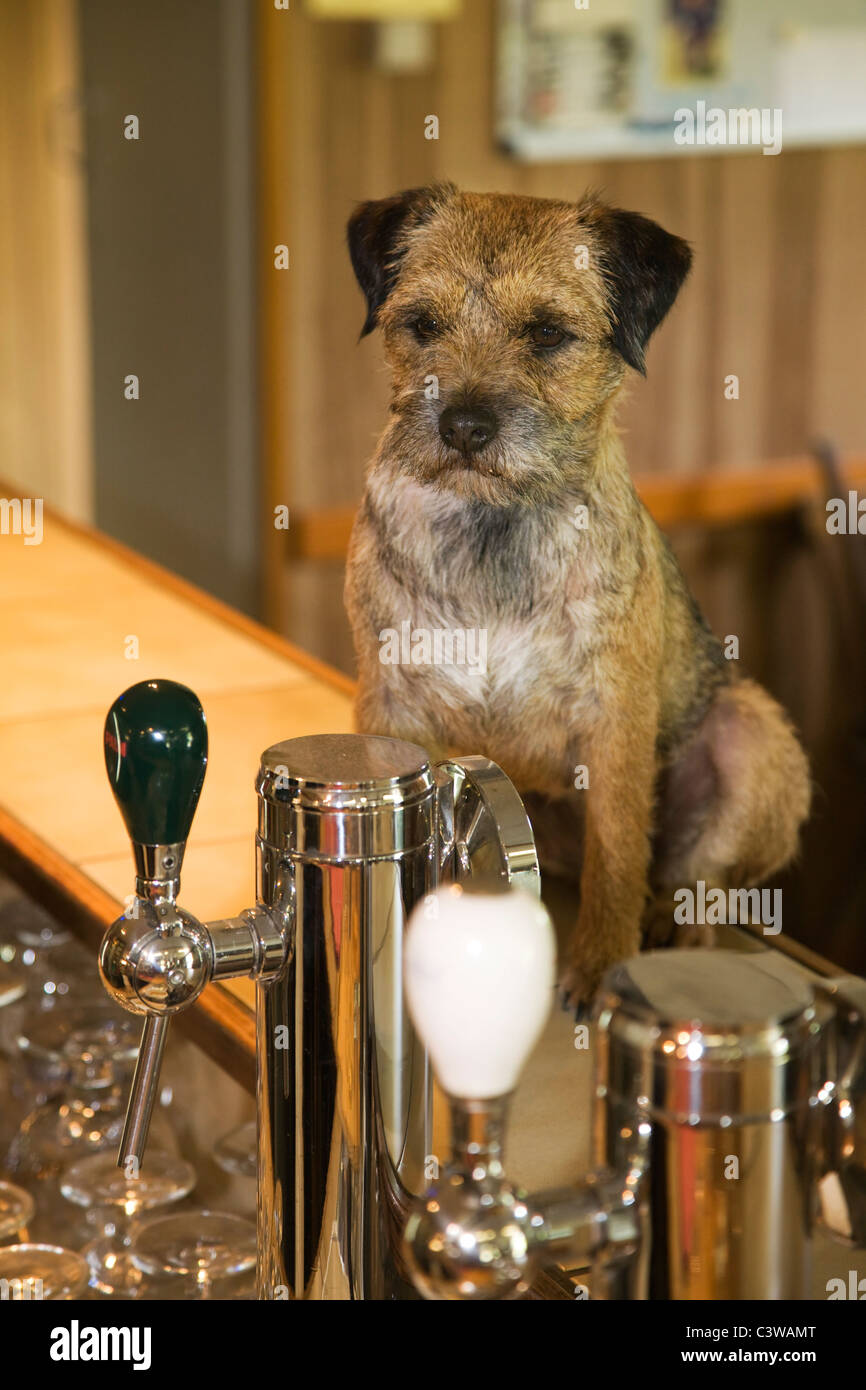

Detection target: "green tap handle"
[104, 679, 208, 847]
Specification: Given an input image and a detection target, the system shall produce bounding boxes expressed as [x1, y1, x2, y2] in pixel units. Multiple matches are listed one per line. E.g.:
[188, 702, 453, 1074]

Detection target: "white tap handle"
[404, 883, 556, 1098]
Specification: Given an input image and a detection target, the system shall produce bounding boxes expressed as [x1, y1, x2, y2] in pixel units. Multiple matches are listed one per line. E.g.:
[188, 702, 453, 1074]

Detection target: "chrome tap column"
[255, 735, 435, 1300]
[254, 737, 539, 1300]
[593, 950, 823, 1300]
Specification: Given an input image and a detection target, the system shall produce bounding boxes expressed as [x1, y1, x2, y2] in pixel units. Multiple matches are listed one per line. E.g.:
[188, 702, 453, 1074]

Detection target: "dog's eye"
[412, 315, 442, 340]
[528, 323, 567, 350]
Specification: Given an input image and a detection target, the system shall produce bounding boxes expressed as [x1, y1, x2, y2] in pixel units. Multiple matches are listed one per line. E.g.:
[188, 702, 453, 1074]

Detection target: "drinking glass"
[0, 967, 27, 1155]
[6, 1003, 176, 1243]
[0, 1181, 35, 1244]
[0, 962, 25, 1011]
[60, 1151, 197, 1298]
[0, 897, 102, 1062]
[0, 1243, 88, 1300]
[130, 1210, 257, 1299]
[213, 1120, 256, 1179]
[8, 1004, 143, 1179]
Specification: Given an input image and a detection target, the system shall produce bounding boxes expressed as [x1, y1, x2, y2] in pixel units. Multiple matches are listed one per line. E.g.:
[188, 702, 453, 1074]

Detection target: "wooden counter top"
[0, 502, 355, 1085]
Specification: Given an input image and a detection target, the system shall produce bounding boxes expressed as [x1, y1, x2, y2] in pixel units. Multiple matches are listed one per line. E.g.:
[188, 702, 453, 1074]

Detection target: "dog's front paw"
[558, 959, 602, 1021]
[642, 899, 717, 951]
[671, 919, 716, 950]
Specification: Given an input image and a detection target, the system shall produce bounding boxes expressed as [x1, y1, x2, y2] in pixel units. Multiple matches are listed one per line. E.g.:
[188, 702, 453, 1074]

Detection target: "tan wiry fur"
[343, 184, 811, 1003]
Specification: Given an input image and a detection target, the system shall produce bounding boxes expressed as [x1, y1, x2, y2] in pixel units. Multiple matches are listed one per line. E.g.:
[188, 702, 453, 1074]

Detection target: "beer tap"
[402, 885, 866, 1300]
[99, 679, 288, 1172]
[402, 880, 641, 1300]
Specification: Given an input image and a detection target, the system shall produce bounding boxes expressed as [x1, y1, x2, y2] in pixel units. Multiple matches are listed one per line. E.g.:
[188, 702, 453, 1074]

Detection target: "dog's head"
[348, 184, 691, 504]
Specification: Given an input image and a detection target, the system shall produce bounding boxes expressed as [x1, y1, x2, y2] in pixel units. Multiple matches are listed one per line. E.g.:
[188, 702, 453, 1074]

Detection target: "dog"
[343, 182, 811, 1004]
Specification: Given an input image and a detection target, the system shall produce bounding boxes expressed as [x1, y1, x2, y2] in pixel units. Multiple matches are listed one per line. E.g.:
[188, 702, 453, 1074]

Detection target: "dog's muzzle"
[438, 403, 499, 457]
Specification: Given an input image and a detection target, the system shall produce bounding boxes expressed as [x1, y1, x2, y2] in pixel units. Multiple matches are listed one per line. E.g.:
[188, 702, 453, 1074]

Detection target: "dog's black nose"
[439, 404, 499, 456]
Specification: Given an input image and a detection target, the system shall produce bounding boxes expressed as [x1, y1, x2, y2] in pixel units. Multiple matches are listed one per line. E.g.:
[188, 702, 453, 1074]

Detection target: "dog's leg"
[355, 674, 452, 765]
[642, 888, 718, 950]
[560, 697, 659, 1008]
[521, 792, 584, 884]
[649, 678, 811, 943]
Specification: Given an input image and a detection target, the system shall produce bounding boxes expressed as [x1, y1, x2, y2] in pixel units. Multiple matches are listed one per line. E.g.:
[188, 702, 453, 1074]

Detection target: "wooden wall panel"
[811, 149, 866, 447]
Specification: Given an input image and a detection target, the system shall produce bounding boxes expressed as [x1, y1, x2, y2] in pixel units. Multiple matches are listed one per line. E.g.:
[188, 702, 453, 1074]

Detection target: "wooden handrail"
[285, 454, 866, 562]
[638, 455, 866, 528]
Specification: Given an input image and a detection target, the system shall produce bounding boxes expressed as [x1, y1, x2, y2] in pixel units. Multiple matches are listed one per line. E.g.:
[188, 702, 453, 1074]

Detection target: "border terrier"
[344, 183, 811, 1004]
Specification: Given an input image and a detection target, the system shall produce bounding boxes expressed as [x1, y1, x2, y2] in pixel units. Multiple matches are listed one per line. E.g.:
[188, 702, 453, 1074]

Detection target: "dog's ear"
[347, 183, 455, 337]
[588, 203, 692, 374]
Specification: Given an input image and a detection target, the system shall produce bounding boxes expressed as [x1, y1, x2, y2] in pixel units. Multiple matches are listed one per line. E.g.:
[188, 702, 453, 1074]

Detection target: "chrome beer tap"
[100, 680, 287, 1173]
[402, 880, 641, 1300]
[813, 973, 866, 1246]
[402, 888, 866, 1300]
[98, 678, 541, 1298]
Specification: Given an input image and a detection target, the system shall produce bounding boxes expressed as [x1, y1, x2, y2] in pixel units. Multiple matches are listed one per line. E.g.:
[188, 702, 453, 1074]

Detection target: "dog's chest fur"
[354, 474, 642, 792]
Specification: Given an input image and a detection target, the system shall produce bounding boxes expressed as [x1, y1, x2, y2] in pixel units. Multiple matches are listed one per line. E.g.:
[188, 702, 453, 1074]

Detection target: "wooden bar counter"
[0, 503, 355, 1086]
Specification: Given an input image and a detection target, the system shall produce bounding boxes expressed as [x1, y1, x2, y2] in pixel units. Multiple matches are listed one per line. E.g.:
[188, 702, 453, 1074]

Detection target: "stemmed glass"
[8, 1004, 143, 1176]
[0, 964, 25, 1011]
[60, 1151, 197, 1298]
[213, 1120, 256, 1180]
[0, 1180, 35, 1244]
[6, 1003, 176, 1243]
[0, 897, 103, 1062]
[212, 1121, 256, 1223]
[130, 1210, 257, 1299]
[0, 967, 26, 1156]
[0, 1243, 88, 1300]
[0, 893, 105, 1155]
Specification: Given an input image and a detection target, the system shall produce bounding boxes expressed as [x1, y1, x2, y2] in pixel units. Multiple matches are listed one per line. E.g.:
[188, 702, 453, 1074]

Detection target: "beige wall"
[0, 0, 92, 520]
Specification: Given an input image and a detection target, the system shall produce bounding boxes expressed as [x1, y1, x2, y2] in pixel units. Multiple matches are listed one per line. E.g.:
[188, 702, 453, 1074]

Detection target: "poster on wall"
[495, 0, 866, 160]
